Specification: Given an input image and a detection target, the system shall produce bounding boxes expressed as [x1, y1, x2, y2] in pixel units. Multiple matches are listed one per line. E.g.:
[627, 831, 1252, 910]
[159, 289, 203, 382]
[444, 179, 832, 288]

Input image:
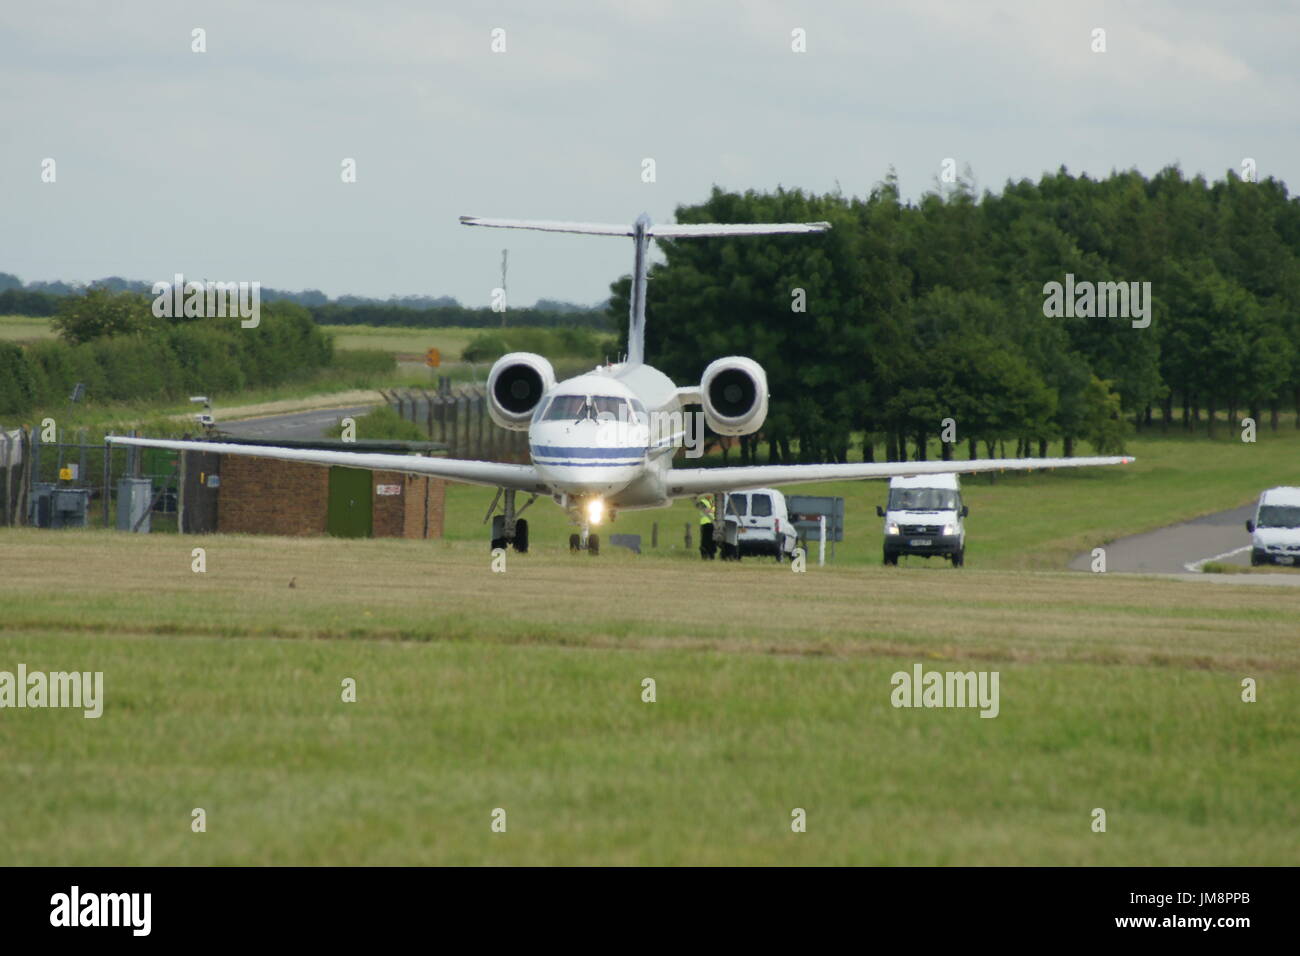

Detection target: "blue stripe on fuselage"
[531, 445, 648, 459]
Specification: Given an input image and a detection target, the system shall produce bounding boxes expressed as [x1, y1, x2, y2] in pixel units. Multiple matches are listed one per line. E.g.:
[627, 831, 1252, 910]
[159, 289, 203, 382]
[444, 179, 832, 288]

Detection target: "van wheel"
[883, 550, 898, 566]
[1250, 551, 1266, 567]
[951, 549, 964, 567]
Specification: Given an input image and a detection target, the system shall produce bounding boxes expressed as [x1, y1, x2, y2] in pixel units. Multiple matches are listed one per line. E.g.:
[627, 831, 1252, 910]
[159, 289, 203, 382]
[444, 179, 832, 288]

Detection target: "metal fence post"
[2, 432, 11, 527]
[102, 438, 111, 527]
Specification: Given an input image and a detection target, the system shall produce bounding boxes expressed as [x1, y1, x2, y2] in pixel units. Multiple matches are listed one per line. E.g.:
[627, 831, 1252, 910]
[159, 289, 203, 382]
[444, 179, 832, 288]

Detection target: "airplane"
[109, 212, 1133, 554]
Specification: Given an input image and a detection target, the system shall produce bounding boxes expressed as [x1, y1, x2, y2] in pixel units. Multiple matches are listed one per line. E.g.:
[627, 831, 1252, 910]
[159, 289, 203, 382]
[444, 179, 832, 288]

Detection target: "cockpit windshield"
[541, 394, 643, 424]
[888, 488, 959, 512]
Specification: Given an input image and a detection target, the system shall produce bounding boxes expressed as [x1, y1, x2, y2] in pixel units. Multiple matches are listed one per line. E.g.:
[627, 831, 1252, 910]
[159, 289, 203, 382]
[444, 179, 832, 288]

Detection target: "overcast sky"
[3, 0, 1297, 307]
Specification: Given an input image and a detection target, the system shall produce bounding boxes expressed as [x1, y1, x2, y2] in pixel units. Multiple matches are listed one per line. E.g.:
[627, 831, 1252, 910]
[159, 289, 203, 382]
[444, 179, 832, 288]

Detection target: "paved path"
[1068, 503, 1300, 586]
[1067, 504, 1256, 574]
[218, 405, 375, 441]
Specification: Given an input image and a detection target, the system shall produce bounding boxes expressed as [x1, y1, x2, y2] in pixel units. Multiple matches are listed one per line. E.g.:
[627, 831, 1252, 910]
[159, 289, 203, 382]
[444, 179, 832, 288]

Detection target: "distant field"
[0, 530, 1295, 865]
[446, 427, 1300, 569]
[0, 314, 54, 342]
[320, 324, 482, 361]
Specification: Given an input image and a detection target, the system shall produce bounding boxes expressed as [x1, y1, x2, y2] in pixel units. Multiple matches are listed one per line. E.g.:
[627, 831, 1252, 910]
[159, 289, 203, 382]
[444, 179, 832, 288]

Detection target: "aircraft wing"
[666, 456, 1134, 496]
[106, 436, 550, 493]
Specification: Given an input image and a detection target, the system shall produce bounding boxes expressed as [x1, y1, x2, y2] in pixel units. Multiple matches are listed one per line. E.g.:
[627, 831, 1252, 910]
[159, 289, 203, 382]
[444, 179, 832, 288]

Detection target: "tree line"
[0, 289, 333, 416]
[0, 275, 608, 328]
[610, 168, 1300, 464]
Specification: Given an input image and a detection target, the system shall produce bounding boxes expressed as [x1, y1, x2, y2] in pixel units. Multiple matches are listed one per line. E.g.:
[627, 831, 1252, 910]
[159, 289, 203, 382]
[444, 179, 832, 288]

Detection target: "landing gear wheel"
[512, 519, 529, 553]
[569, 533, 581, 553]
[588, 534, 600, 555]
[951, 549, 964, 567]
[491, 537, 506, 551]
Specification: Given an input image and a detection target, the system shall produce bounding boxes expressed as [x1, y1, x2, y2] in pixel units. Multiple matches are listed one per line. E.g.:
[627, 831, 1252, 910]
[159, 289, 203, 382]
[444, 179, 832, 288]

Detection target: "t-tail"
[460, 213, 831, 366]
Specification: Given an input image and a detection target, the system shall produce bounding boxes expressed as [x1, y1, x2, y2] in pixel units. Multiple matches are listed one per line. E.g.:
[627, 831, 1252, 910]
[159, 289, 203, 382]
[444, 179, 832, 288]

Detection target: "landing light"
[586, 498, 606, 525]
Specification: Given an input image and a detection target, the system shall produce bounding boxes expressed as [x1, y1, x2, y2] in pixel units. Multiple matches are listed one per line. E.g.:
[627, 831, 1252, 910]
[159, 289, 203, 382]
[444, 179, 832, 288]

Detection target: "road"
[217, 405, 375, 441]
[1067, 504, 1256, 574]
[1065, 502, 1300, 586]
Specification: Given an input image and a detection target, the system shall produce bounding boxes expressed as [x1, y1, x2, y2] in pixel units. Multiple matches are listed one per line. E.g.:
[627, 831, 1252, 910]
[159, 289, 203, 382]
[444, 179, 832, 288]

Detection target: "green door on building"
[327, 467, 373, 538]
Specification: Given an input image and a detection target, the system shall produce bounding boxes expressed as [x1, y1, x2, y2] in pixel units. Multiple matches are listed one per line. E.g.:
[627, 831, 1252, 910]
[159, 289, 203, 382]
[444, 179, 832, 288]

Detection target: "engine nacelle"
[700, 356, 768, 436]
[487, 352, 555, 430]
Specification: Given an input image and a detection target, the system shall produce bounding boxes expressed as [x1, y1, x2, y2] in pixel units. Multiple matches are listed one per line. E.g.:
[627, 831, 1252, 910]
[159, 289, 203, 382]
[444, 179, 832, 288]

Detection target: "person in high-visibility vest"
[695, 495, 717, 560]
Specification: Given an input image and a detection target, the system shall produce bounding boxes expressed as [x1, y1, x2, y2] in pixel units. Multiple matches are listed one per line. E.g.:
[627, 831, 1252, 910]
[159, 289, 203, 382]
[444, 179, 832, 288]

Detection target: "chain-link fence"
[385, 382, 529, 462]
[0, 428, 180, 531]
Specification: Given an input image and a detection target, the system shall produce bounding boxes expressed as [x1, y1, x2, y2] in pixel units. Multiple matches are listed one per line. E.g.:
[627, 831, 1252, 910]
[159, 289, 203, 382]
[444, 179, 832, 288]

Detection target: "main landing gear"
[485, 488, 537, 553]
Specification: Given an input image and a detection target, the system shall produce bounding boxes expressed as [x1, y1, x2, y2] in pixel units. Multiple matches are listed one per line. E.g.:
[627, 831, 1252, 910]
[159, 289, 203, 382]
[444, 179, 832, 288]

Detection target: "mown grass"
[0, 531, 1296, 865]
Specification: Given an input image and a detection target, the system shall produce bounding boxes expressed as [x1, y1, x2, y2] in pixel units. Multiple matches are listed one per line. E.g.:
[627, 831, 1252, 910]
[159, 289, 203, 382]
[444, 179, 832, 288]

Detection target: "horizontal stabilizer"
[459, 217, 832, 239]
[459, 217, 633, 236]
[649, 222, 831, 237]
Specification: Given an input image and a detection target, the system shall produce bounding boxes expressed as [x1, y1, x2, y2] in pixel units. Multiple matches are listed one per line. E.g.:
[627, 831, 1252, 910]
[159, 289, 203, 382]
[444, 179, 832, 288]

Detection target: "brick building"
[212, 456, 444, 539]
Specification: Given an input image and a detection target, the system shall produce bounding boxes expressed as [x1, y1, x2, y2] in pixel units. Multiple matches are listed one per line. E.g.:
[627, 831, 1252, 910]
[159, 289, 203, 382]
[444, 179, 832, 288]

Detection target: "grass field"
[0, 314, 55, 343]
[320, 324, 483, 360]
[0, 529, 1296, 865]
[444, 426, 1300, 569]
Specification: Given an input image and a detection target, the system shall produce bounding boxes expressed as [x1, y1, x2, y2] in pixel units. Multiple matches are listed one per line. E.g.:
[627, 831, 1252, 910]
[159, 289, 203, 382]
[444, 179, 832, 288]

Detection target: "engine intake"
[701, 356, 767, 436]
[487, 352, 555, 430]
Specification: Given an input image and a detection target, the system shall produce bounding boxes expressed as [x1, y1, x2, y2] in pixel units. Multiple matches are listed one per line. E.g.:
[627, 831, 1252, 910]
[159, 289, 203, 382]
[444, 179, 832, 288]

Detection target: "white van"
[721, 488, 797, 561]
[877, 473, 967, 566]
[1245, 486, 1300, 566]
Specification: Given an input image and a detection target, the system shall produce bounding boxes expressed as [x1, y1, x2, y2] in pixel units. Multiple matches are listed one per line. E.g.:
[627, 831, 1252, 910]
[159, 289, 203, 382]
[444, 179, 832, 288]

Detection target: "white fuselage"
[527, 363, 684, 512]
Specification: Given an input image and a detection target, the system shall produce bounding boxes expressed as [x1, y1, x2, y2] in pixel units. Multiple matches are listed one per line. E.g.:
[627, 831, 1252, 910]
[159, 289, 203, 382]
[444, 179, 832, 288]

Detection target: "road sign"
[787, 495, 845, 542]
[425, 347, 441, 368]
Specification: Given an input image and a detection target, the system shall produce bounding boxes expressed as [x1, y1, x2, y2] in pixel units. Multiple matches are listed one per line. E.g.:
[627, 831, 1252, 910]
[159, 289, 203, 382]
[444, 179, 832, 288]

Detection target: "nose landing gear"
[568, 526, 600, 554]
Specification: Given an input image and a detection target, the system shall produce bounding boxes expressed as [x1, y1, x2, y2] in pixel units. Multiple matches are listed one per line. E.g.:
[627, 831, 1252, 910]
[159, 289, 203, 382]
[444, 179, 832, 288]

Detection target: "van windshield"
[888, 488, 958, 512]
[1258, 505, 1300, 528]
